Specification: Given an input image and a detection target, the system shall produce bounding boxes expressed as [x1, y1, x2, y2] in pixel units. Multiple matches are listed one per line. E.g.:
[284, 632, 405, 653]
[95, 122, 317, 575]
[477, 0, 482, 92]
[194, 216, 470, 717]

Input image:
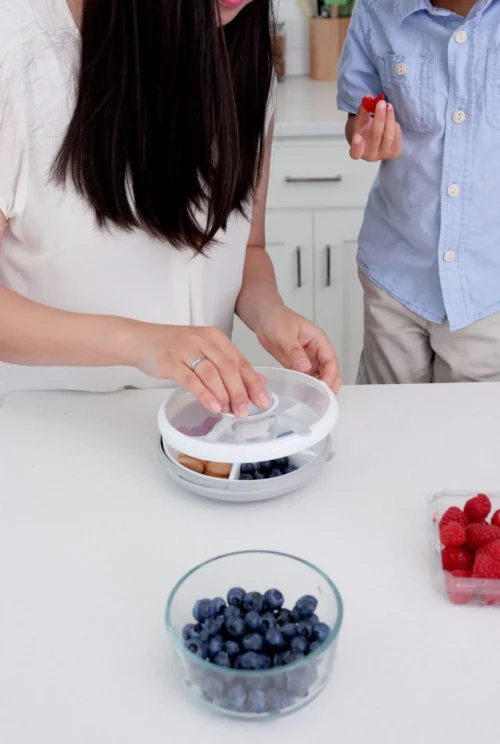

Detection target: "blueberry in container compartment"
[273, 457, 289, 469]
[227, 587, 246, 607]
[290, 636, 309, 655]
[199, 615, 224, 641]
[276, 608, 293, 626]
[225, 615, 246, 639]
[165, 551, 343, 719]
[213, 597, 226, 615]
[185, 639, 208, 658]
[223, 684, 247, 712]
[199, 673, 226, 701]
[242, 633, 264, 653]
[244, 610, 262, 631]
[207, 635, 224, 658]
[242, 592, 264, 614]
[264, 589, 284, 612]
[260, 611, 277, 631]
[265, 628, 285, 650]
[223, 604, 242, 621]
[213, 651, 232, 668]
[237, 455, 301, 481]
[224, 640, 240, 659]
[246, 689, 267, 714]
[193, 598, 216, 623]
[294, 595, 318, 619]
[240, 463, 256, 476]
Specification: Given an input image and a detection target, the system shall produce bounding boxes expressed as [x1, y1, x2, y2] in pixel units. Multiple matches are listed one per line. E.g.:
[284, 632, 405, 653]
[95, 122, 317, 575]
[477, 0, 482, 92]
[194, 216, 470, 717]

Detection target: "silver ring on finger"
[190, 356, 207, 372]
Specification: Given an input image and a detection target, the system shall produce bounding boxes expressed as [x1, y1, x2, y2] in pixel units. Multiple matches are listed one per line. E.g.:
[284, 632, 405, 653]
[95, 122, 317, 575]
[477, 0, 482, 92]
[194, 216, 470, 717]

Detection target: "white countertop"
[275, 76, 346, 138]
[1, 384, 499, 744]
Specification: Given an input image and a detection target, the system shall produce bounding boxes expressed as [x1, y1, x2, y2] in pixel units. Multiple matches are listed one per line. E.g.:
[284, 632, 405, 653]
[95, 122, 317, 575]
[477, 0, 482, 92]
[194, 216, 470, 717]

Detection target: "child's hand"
[349, 99, 402, 162]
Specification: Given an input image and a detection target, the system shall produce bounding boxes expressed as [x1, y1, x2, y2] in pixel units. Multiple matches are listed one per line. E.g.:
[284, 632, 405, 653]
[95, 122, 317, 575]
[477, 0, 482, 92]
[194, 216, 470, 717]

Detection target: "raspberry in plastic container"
[429, 490, 500, 607]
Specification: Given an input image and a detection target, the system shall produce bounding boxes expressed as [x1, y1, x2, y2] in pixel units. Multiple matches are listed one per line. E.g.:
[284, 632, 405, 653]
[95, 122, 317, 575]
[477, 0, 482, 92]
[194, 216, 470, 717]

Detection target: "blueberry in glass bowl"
[165, 550, 343, 720]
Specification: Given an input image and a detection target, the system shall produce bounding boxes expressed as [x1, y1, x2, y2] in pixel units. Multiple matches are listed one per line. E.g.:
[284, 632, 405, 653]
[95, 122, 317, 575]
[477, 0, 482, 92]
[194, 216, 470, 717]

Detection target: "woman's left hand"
[255, 305, 342, 393]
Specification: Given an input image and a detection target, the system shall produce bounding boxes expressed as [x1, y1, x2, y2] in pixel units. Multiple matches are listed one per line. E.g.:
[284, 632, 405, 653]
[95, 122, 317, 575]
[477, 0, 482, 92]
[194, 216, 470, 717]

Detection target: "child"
[337, 0, 500, 383]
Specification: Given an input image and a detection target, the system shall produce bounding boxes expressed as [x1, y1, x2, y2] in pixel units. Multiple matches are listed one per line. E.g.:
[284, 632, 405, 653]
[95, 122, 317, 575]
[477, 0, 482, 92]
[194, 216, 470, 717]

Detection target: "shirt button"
[395, 62, 408, 76]
[444, 250, 456, 263]
[455, 30, 468, 44]
[452, 110, 466, 124]
[447, 184, 461, 197]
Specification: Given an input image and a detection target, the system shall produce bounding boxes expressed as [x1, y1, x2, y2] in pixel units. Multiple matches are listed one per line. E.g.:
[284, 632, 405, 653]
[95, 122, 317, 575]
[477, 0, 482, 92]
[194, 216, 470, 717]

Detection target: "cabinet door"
[314, 210, 364, 385]
[232, 211, 314, 367]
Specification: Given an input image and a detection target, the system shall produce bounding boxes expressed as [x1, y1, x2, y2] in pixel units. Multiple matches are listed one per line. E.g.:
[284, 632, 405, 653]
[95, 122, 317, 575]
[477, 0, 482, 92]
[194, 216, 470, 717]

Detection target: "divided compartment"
[163, 442, 239, 489]
[429, 490, 500, 607]
[231, 449, 318, 482]
[158, 438, 332, 503]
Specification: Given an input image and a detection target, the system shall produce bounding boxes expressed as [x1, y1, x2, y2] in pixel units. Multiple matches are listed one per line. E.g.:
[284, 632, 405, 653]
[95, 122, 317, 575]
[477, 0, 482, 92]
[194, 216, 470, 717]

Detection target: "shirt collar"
[395, 0, 496, 24]
[395, 0, 434, 24]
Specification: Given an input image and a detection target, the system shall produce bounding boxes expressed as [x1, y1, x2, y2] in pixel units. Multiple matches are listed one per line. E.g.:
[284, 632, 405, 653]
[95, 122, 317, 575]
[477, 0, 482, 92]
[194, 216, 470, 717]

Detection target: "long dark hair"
[53, 0, 274, 252]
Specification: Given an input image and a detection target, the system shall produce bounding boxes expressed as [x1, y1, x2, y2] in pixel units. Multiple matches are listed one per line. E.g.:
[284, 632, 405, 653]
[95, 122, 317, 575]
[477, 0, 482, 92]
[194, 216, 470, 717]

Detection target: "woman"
[0, 0, 340, 414]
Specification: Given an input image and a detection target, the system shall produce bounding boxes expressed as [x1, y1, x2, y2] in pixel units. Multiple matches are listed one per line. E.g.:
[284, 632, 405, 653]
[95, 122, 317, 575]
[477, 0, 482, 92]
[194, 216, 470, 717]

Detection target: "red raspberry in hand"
[465, 523, 500, 551]
[491, 510, 500, 529]
[472, 553, 500, 579]
[439, 506, 468, 529]
[440, 522, 466, 547]
[464, 493, 491, 523]
[477, 539, 500, 562]
[441, 547, 473, 572]
[361, 92, 386, 114]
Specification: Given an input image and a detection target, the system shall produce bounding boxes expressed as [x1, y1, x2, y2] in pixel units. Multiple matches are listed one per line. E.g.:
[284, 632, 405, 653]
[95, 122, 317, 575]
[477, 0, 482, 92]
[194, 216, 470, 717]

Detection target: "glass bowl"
[165, 550, 343, 720]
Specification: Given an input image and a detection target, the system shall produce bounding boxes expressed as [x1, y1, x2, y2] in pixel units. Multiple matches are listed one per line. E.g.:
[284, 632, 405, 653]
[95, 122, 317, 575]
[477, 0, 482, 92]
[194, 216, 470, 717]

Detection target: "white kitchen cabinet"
[232, 88, 377, 384]
[232, 211, 314, 368]
[314, 210, 365, 385]
[233, 206, 365, 383]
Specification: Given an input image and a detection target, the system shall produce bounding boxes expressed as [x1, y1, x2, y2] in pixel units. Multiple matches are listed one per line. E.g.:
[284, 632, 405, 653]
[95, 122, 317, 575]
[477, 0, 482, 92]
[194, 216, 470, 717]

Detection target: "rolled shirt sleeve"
[337, 0, 383, 115]
[0, 61, 28, 219]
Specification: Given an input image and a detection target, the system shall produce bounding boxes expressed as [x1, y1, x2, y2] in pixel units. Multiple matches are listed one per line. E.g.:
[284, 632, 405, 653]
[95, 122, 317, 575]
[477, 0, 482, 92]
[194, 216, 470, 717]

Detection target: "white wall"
[275, 0, 310, 76]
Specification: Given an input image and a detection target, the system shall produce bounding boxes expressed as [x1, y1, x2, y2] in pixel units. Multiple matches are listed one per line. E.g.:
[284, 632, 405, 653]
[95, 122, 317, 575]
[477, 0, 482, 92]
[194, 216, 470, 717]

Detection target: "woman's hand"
[130, 323, 271, 417]
[348, 99, 402, 162]
[255, 305, 342, 393]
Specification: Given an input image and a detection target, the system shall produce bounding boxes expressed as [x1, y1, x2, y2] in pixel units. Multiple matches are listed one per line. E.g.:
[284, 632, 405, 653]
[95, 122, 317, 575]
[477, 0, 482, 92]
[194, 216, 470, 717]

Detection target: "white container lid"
[157, 367, 338, 463]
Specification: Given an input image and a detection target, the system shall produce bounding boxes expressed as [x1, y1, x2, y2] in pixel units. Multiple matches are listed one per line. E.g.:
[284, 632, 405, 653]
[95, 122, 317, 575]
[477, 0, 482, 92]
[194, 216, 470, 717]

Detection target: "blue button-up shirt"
[337, 0, 500, 331]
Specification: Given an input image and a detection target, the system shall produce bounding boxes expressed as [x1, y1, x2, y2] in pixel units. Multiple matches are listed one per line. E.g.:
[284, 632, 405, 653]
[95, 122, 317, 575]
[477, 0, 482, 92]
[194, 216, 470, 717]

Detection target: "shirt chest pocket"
[486, 48, 500, 129]
[378, 53, 437, 135]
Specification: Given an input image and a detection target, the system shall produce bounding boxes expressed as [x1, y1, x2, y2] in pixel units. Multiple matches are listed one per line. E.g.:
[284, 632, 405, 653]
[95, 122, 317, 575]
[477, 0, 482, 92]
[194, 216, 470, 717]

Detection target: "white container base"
[157, 437, 333, 503]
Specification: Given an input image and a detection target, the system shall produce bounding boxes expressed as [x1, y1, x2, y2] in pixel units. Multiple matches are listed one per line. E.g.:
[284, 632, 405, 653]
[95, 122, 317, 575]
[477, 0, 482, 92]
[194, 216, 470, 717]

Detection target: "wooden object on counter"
[273, 22, 286, 82]
[310, 17, 350, 82]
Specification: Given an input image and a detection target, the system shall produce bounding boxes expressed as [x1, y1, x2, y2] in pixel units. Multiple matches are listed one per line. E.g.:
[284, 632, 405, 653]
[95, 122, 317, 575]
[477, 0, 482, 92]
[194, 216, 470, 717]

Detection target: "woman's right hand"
[349, 98, 402, 162]
[130, 323, 271, 417]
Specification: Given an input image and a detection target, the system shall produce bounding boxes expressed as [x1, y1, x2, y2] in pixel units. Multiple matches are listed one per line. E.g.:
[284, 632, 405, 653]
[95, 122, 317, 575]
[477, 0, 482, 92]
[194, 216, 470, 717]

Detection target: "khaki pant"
[358, 270, 500, 384]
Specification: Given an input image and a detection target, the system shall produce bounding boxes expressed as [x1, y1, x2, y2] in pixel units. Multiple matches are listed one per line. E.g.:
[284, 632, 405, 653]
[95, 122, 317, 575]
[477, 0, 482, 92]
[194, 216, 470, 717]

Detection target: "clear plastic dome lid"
[158, 367, 338, 463]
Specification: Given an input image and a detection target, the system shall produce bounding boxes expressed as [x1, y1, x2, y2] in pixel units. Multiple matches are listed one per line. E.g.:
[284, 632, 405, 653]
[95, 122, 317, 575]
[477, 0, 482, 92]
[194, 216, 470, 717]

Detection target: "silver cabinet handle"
[296, 247, 302, 289]
[285, 175, 342, 184]
[326, 245, 331, 287]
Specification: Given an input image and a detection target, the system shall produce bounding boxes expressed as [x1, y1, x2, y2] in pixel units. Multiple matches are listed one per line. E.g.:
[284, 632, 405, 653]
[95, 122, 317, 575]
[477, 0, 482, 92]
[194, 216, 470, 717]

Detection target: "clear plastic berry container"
[165, 550, 343, 719]
[429, 490, 500, 606]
